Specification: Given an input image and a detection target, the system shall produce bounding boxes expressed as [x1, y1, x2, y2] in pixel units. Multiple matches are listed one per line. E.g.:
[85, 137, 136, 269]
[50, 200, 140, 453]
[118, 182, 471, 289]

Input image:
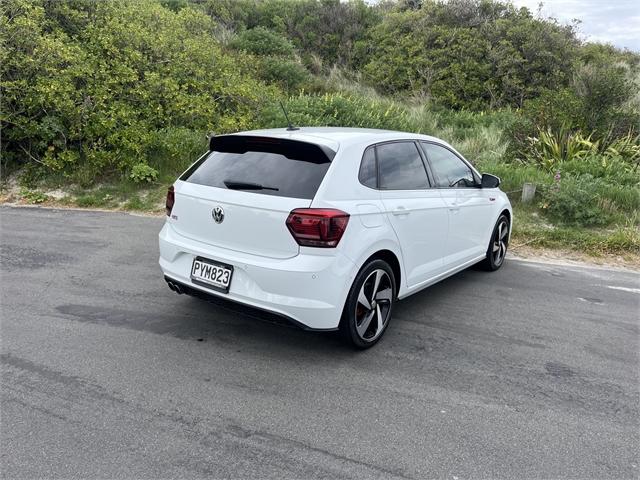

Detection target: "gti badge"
[212, 206, 225, 224]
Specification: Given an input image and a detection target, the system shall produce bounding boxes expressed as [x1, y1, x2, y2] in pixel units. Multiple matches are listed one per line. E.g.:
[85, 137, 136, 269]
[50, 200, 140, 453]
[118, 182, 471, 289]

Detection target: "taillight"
[286, 208, 350, 248]
[165, 186, 175, 216]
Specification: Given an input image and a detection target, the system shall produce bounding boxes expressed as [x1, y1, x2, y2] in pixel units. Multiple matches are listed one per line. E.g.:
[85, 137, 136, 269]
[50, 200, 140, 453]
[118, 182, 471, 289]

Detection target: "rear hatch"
[170, 135, 335, 259]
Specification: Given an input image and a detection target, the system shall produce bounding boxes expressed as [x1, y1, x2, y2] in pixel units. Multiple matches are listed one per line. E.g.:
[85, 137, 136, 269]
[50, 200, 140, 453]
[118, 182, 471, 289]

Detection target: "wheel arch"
[499, 208, 512, 241]
[500, 208, 511, 221]
[361, 249, 402, 297]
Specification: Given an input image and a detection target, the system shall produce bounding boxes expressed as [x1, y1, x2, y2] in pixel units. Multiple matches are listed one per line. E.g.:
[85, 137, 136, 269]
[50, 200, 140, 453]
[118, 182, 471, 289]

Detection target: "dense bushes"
[500, 41, 639, 234]
[362, 1, 578, 110]
[540, 174, 624, 227]
[1, 0, 277, 183]
[202, 0, 583, 111]
[230, 27, 310, 92]
[1, 0, 638, 248]
[231, 26, 294, 56]
[505, 41, 640, 163]
[203, 0, 379, 68]
[257, 93, 415, 131]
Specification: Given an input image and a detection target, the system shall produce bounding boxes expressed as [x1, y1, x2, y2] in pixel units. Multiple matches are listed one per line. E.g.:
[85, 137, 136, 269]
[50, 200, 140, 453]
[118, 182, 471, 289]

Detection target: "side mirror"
[481, 173, 500, 189]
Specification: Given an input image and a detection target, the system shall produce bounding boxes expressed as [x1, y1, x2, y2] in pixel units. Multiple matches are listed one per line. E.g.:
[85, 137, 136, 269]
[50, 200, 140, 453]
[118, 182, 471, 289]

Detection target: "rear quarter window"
[181, 136, 333, 200]
[358, 147, 377, 188]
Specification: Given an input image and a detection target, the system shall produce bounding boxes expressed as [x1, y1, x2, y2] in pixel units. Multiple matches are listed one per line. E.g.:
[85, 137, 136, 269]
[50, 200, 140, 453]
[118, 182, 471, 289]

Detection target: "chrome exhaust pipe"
[167, 281, 176, 292]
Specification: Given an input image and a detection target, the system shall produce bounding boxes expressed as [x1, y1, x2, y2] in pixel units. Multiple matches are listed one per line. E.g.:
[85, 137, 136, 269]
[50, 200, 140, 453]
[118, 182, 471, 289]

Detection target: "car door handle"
[448, 203, 460, 212]
[392, 207, 410, 216]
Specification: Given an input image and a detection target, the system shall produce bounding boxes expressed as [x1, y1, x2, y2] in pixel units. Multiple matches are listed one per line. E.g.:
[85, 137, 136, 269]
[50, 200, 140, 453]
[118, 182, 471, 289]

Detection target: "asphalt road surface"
[1, 206, 639, 479]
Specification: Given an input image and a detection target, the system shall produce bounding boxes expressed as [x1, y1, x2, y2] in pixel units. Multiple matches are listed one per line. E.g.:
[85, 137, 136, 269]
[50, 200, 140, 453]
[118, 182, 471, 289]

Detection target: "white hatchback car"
[159, 127, 512, 348]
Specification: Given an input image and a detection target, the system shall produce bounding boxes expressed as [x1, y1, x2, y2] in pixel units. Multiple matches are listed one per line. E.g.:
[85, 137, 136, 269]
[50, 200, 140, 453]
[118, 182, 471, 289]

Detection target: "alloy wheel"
[355, 269, 393, 341]
[492, 220, 509, 266]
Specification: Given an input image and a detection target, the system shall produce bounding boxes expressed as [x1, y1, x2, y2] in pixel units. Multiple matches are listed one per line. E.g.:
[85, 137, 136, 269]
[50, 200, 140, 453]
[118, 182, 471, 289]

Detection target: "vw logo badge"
[212, 206, 224, 224]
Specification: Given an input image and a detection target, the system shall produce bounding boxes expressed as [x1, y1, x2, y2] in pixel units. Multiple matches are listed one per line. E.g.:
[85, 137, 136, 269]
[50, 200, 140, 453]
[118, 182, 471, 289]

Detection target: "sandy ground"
[509, 244, 639, 272]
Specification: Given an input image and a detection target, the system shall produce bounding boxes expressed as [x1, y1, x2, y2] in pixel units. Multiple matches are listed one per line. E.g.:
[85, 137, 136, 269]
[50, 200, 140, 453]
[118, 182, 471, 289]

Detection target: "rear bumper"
[158, 222, 356, 330]
[164, 276, 320, 331]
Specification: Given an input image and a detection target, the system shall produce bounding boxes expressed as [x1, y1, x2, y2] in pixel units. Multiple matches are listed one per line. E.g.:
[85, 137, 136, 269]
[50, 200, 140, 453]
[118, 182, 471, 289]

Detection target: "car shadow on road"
[55, 264, 492, 359]
[160, 265, 486, 356]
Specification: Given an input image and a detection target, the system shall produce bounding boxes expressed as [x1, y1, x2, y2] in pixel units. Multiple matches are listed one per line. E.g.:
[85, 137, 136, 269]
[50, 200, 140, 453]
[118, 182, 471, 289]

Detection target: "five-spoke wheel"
[492, 218, 509, 266]
[355, 269, 393, 341]
[341, 259, 396, 348]
[480, 214, 510, 271]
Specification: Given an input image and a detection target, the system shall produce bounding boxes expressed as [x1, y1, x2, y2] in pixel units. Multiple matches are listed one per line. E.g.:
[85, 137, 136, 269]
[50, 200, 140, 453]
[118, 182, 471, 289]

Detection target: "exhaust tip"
[165, 277, 185, 295]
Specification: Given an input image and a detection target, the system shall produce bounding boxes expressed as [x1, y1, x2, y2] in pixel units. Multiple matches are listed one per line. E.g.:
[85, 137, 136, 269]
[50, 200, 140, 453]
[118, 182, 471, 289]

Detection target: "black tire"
[339, 259, 396, 349]
[479, 214, 510, 271]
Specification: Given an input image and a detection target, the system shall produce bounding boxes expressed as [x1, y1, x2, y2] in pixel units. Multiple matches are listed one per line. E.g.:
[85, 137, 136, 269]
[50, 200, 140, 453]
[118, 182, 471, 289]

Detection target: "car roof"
[231, 127, 445, 151]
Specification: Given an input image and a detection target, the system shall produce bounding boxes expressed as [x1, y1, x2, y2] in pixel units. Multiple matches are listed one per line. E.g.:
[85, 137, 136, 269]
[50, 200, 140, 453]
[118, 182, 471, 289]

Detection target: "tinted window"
[422, 142, 475, 188]
[358, 147, 377, 188]
[182, 137, 332, 199]
[377, 142, 429, 190]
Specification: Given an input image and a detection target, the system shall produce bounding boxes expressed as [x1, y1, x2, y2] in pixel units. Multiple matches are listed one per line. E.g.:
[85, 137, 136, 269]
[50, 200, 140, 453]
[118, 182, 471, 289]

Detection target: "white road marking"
[603, 285, 640, 294]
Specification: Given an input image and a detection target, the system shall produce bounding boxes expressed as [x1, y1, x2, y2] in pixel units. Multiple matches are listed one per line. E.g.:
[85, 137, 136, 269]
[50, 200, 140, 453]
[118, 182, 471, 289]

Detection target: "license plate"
[190, 256, 233, 293]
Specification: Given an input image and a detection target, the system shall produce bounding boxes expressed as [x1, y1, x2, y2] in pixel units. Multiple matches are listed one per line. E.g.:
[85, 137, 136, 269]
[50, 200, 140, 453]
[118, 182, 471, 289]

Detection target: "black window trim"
[179, 150, 210, 181]
[357, 139, 434, 191]
[418, 140, 481, 189]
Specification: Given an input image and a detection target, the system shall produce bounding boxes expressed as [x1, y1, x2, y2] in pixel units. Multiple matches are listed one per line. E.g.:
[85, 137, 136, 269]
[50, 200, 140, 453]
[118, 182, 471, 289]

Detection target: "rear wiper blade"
[223, 180, 279, 191]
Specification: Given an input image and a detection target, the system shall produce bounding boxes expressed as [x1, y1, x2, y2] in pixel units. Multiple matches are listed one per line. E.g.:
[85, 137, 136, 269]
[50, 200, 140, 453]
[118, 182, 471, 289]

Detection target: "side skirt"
[398, 254, 486, 300]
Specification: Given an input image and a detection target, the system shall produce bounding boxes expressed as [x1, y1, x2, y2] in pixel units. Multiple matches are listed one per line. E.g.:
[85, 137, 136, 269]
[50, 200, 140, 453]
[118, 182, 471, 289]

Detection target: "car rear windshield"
[181, 135, 335, 199]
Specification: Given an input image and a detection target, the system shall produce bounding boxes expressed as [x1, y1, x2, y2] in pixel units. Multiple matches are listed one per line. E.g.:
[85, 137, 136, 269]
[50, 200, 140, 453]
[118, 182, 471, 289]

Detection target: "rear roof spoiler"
[209, 135, 336, 163]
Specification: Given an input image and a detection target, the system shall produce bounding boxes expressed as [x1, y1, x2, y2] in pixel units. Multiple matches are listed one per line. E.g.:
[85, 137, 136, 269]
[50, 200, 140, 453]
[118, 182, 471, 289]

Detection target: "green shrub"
[231, 26, 294, 57]
[204, 0, 379, 68]
[604, 133, 640, 168]
[526, 126, 598, 171]
[19, 189, 48, 204]
[2, 0, 278, 184]
[74, 193, 106, 208]
[504, 88, 585, 162]
[573, 60, 640, 136]
[229, 26, 310, 93]
[257, 93, 415, 132]
[147, 127, 207, 176]
[363, 4, 578, 110]
[123, 196, 145, 210]
[505, 56, 639, 164]
[540, 174, 617, 227]
[160, 0, 189, 12]
[129, 164, 158, 183]
[561, 154, 640, 186]
[478, 162, 551, 195]
[258, 57, 310, 92]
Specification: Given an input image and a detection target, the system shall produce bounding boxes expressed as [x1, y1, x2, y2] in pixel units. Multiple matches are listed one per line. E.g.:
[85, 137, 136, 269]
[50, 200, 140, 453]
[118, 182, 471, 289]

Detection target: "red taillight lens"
[286, 208, 350, 248]
[165, 186, 175, 216]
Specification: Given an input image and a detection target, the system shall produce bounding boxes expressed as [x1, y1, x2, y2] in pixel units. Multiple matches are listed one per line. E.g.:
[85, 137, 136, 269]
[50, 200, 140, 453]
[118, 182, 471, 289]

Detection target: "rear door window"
[377, 141, 429, 190]
[182, 136, 333, 199]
